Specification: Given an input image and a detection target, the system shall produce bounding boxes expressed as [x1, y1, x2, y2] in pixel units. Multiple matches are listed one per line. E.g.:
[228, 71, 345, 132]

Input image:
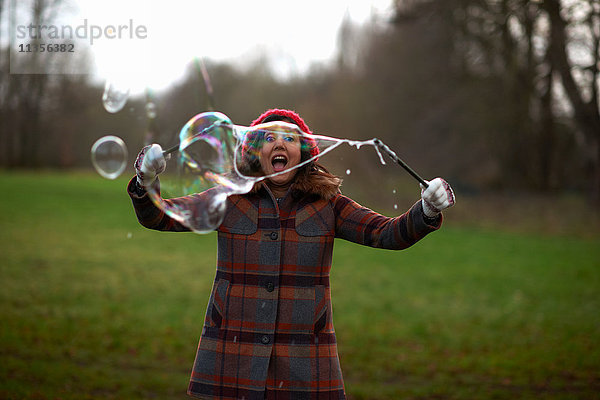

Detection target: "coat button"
[270, 231, 278, 240]
[266, 282, 274, 292]
[261, 335, 270, 344]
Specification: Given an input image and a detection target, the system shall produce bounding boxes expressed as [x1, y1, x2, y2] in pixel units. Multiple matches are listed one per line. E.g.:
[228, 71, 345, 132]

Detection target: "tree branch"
[544, 0, 600, 137]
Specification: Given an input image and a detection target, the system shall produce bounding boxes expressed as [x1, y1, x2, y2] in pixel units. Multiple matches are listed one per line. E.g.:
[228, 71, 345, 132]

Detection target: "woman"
[128, 109, 455, 400]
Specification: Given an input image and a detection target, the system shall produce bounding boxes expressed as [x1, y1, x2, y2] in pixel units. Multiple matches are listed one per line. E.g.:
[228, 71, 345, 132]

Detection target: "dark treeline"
[1, 0, 599, 204]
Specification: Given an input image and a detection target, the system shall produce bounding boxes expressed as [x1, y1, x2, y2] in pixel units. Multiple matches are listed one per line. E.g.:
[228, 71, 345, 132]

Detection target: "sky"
[60, 0, 394, 93]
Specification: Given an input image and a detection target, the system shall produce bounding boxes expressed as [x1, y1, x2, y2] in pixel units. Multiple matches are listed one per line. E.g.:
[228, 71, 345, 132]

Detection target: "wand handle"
[162, 144, 179, 156]
[373, 138, 429, 188]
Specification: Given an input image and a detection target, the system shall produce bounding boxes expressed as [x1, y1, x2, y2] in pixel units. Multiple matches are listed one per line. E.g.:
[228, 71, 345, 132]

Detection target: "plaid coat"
[127, 177, 441, 399]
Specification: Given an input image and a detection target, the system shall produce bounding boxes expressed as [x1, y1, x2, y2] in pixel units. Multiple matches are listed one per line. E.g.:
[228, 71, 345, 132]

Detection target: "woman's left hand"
[134, 144, 166, 188]
[420, 178, 455, 217]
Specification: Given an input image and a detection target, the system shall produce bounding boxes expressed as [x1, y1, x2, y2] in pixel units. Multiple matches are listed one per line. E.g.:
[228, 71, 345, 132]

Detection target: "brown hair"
[291, 162, 342, 200]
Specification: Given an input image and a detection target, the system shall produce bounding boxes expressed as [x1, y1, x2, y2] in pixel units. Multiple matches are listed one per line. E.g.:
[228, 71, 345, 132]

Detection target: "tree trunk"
[544, 0, 600, 204]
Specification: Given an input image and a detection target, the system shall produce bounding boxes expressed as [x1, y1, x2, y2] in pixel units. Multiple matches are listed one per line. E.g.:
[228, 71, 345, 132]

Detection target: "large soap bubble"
[91, 135, 128, 179]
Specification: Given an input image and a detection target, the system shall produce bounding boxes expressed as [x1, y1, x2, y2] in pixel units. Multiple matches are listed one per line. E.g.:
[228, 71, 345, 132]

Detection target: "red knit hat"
[248, 109, 320, 159]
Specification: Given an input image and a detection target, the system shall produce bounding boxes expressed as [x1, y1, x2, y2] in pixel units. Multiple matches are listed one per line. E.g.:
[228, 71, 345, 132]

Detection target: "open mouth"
[271, 155, 288, 173]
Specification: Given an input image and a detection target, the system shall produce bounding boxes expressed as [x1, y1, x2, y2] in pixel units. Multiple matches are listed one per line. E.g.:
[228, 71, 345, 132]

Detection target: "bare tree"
[385, 0, 598, 199]
[543, 0, 600, 203]
[0, 0, 66, 167]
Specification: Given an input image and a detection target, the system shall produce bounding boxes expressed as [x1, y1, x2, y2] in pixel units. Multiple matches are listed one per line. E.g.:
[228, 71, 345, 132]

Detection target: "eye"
[265, 135, 275, 143]
[284, 136, 295, 142]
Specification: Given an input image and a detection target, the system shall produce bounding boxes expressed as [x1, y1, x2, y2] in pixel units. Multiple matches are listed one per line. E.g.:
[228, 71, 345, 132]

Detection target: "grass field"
[1, 171, 599, 399]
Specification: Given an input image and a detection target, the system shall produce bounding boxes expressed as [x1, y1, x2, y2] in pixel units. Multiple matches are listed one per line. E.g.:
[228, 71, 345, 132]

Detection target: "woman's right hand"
[134, 144, 166, 187]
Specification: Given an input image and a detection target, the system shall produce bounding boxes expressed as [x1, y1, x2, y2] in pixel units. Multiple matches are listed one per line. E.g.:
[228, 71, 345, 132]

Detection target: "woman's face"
[259, 131, 302, 187]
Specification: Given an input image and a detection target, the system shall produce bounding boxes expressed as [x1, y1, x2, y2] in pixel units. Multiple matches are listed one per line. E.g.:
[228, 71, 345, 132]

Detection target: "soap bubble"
[91, 135, 128, 179]
[145, 102, 157, 119]
[102, 80, 130, 113]
[145, 111, 388, 234]
[145, 112, 249, 233]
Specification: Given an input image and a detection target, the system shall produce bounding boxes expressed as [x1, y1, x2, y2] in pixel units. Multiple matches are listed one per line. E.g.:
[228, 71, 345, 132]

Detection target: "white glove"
[420, 178, 455, 218]
[134, 144, 166, 188]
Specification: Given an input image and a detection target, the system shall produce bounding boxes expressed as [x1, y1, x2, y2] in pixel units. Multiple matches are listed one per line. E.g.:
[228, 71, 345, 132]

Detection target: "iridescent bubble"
[102, 80, 130, 113]
[346, 169, 351, 175]
[91, 135, 128, 179]
[146, 111, 392, 234]
[146, 112, 246, 233]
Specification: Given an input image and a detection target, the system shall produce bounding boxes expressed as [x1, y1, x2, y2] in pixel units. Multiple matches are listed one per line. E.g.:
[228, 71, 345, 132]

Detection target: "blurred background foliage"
[1, 0, 600, 206]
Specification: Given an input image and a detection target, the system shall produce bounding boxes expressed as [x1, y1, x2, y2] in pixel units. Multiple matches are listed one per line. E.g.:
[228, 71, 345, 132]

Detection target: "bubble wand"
[373, 138, 429, 188]
[161, 119, 228, 157]
[162, 144, 180, 156]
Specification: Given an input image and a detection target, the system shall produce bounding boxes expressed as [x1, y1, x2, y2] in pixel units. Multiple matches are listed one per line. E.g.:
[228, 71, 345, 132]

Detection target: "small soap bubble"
[90, 135, 128, 179]
[394, 204, 398, 210]
[345, 169, 351, 175]
[102, 80, 130, 113]
[392, 189, 397, 194]
[145, 102, 157, 119]
[127, 232, 132, 239]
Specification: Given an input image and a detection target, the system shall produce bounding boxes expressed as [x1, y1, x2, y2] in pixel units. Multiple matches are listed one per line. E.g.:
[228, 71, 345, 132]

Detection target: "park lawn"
[0, 171, 598, 399]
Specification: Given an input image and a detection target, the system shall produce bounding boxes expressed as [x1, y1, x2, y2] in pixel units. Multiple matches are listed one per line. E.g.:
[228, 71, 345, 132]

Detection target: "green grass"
[1, 171, 599, 399]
